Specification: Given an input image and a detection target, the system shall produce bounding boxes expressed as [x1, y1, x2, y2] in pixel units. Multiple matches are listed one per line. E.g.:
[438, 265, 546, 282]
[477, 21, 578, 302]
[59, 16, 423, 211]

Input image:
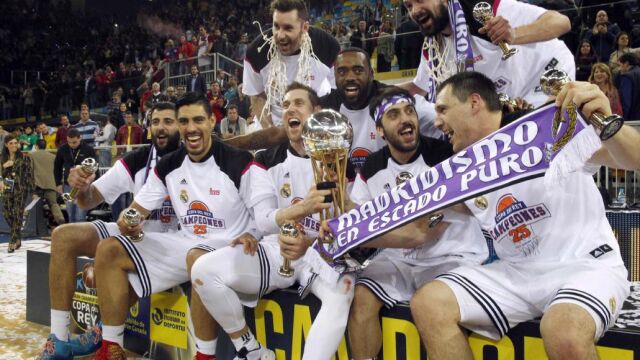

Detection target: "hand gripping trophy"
[62, 158, 99, 202]
[473, 2, 518, 60]
[122, 207, 144, 242]
[540, 69, 624, 141]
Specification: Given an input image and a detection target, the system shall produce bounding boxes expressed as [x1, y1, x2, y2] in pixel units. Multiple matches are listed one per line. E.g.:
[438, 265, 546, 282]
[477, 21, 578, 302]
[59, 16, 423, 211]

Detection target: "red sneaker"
[92, 340, 126, 360]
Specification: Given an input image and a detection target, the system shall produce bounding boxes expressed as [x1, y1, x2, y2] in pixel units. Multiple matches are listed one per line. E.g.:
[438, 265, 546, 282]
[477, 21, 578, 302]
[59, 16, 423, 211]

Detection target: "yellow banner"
[149, 292, 188, 349]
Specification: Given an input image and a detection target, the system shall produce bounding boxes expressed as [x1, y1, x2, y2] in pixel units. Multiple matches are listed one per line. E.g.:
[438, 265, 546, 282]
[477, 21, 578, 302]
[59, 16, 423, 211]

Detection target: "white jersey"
[351, 136, 487, 264]
[254, 142, 356, 239]
[135, 139, 271, 243]
[320, 81, 442, 171]
[414, 0, 575, 106]
[465, 165, 624, 264]
[243, 27, 340, 126]
[92, 145, 178, 232]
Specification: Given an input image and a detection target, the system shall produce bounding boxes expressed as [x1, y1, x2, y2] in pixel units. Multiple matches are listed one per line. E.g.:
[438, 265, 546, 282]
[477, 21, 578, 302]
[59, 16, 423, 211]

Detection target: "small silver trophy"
[123, 208, 144, 242]
[278, 223, 299, 278]
[473, 2, 518, 60]
[540, 69, 624, 140]
[62, 158, 99, 202]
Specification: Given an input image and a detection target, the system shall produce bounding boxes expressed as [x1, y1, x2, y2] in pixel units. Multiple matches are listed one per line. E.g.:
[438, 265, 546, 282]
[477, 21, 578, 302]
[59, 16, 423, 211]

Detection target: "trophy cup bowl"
[62, 158, 99, 202]
[302, 109, 353, 243]
[278, 223, 299, 278]
[123, 208, 144, 242]
[540, 69, 624, 141]
[473, 2, 518, 60]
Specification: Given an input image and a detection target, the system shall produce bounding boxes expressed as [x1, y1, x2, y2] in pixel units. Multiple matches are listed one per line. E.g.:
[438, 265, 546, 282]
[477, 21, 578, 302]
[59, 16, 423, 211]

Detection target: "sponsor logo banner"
[150, 292, 188, 349]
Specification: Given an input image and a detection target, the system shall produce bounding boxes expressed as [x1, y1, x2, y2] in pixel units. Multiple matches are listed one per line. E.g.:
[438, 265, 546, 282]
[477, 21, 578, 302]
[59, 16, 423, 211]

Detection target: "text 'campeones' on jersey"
[351, 135, 487, 263]
[242, 26, 340, 126]
[93, 145, 179, 232]
[254, 142, 356, 239]
[134, 138, 272, 242]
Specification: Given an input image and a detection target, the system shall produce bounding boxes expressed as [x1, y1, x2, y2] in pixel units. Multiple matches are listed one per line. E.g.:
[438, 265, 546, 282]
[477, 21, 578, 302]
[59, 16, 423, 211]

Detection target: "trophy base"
[501, 48, 518, 60]
[599, 115, 625, 141]
[128, 233, 144, 242]
[278, 266, 294, 278]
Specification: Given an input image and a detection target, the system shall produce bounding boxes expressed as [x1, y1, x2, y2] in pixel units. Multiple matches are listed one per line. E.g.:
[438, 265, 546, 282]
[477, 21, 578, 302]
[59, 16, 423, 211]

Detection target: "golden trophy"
[122, 207, 144, 242]
[62, 158, 98, 202]
[473, 2, 518, 60]
[278, 223, 299, 278]
[540, 69, 624, 141]
[302, 109, 353, 243]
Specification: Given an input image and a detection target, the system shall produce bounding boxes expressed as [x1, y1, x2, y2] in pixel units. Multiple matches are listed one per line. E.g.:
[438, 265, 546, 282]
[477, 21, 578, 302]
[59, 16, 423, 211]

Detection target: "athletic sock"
[50, 309, 70, 341]
[101, 324, 125, 347]
[231, 331, 259, 352]
[195, 336, 218, 355]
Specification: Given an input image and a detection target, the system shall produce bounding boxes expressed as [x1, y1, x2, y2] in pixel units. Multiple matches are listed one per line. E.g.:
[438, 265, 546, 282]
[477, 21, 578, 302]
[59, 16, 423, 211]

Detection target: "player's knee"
[540, 304, 596, 360]
[411, 280, 459, 326]
[51, 224, 77, 254]
[51, 223, 97, 257]
[350, 285, 383, 323]
[186, 248, 209, 272]
[95, 238, 127, 266]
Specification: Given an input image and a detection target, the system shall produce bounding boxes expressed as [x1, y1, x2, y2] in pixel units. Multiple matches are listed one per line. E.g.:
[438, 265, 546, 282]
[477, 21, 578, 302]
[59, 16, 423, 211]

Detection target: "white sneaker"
[233, 344, 276, 360]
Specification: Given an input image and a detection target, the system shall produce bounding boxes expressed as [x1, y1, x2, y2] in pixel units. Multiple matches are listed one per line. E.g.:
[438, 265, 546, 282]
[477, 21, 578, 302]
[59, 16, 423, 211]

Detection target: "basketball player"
[400, 0, 574, 106]
[91, 93, 271, 359]
[412, 72, 638, 359]
[38, 102, 181, 360]
[346, 86, 487, 359]
[190, 83, 355, 360]
[321, 48, 441, 171]
[243, 0, 339, 128]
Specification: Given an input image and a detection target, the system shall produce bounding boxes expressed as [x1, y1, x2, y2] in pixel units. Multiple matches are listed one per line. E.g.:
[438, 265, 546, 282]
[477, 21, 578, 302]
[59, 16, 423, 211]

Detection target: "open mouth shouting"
[399, 124, 416, 142]
[287, 117, 302, 129]
[343, 83, 360, 99]
[185, 132, 203, 152]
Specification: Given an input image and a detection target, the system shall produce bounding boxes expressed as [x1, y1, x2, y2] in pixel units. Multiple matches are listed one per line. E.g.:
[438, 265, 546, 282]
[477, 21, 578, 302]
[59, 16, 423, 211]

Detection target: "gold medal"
[180, 189, 189, 203]
[280, 183, 291, 198]
[474, 196, 488, 210]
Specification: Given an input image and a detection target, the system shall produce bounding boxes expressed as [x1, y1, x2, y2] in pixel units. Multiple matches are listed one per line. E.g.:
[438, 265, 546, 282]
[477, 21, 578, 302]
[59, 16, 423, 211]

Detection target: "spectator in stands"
[55, 114, 71, 148]
[220, 104, 247, 139]
[333, 23, 352, 50]
[123, 87, 140, 115]
[207, 81, 226, 124]
[197, 25, 214, 70]
[1, 134, 34, 252]
[215, 69, 228, 92]
[589, 63, 623, 116]
[235, 84, 251, 120]
[30, 139, 65, 226]
[54, 128, 95, 223]
[377, 18, 395, 73]
[224, 76, 239, 104]
[213, 30, 233, 72]
[575, 40, 599, 81]
[72, 105, 99, 147]
[19, 126, 37, 152]
[165, 86, 178, 103]
[351, 20, 374, 56]
[0, 126, 8, 145]
[395, 19, 422, 70]
[23, 86, 34, 122]
[234, 33, 249, 63]
[116, 111, 143, 153]
[609, 32, 640, 75]
[106, 93, 122, 115]
[144, 82, 163, 113]
[178, 34, 196, 73]
[83, 71, 97, 109]
[176, 85, 187, 98]
[617, 52, 640, 120]
[584, 10, 619, 63]
[188, 65, 208, 96]
[96, 116, 117, 168]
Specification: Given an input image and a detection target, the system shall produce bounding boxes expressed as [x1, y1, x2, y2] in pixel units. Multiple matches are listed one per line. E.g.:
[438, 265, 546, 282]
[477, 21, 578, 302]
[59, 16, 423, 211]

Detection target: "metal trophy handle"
[62, 158, 98, 202]
[540, 69, 624, 141]
[123, 208, 144, 242]
[278, 223, 299, 277]
[473, 2, 518, 60]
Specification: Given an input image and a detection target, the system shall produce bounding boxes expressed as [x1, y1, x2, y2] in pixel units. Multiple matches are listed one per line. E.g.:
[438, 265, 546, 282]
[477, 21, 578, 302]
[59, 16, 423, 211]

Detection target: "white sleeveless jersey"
[93, 145, 178, 232]
[242, 27, 340, 126]
[135, 139, 271, 242]
[351, 136, 487, 264]
[320, 82, 442, 171]
[464, 167, 624, 264]
[254, 143, 357, 240]
[414, 0, 575, 106]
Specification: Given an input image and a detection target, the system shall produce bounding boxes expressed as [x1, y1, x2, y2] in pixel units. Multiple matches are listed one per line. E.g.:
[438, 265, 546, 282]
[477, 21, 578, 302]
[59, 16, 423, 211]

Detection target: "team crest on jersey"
[395, 171, 413, 186]
[180, 189, 189, 203]
[291, 197, 320, 232]
[349, 147, 371, 170]
[181, 200, 225, 235]
[280, 183, 291, 198]
[489, 194, 551, 256]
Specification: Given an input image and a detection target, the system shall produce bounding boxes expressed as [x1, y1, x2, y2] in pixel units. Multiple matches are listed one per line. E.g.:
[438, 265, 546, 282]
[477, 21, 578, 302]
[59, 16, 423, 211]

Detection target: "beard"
[154, 131, 181, 156]
[383, 126, 419, 154]
[417, 2, 450, 37]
